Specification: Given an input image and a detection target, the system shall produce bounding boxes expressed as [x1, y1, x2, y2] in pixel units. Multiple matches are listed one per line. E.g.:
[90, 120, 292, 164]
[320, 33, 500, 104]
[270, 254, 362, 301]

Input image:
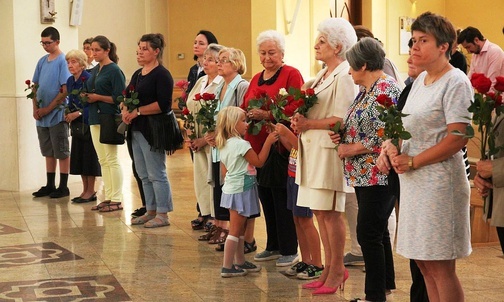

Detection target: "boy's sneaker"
[254, 250, 281, 261]
[276, 254, 299, 267]
[221, 266, 248, 278]
[235, 261, 261, 273]
[32, 186, 56, 197]
[49, 187, 70, 198]
[131, 207, 147, 217]
[343, 252, 365, 266]
[297, 264, 324, 280]
[285, 261, 308, 276]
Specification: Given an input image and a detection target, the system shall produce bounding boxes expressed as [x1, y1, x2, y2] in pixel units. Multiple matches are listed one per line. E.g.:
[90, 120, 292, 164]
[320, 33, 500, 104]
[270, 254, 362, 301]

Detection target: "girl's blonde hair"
[215, 106, 246, 148]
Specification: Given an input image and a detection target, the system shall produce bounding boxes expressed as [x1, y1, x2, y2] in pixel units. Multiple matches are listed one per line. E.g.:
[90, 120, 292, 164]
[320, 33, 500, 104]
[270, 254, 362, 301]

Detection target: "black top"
[128, 65, 174, 136]
[450, 50, 468, 74]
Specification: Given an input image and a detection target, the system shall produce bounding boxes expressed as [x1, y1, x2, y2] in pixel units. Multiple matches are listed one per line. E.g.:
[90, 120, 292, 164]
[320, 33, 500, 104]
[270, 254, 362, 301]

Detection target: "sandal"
[244, 239, 257, 254]
[199, 225, 219, 241]
[91, 201, 110, 211]
[191, 216, 208, 230]
[99, 202, 123, 212]
[131, 214, 155, 225]
[215, 242, 225, 252]
[204, 221, 214, 232]
[144, 215, 170, 228]
[208, 229, 228, 244]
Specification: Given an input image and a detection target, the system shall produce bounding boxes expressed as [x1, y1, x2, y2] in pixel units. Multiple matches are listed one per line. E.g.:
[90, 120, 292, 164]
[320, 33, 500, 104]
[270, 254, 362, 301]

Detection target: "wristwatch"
[408, 157, 415, 170]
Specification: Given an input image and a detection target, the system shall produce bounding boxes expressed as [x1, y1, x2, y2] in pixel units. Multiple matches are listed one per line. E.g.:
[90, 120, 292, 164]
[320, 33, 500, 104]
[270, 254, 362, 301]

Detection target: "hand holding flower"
[65, 111, 80, 123]
[265, 131, 279, 146]
[391, 153, 411, 174]
[474, 174, 493, 197]
[204, 131, 216, 147]
[290, 113, 309, 133]
[476, 160, 493, 179]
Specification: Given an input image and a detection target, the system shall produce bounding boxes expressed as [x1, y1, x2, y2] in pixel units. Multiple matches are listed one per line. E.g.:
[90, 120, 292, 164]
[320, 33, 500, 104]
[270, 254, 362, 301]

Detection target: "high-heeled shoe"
[312, 269, 349, 295]
[302, 280, 324, 289]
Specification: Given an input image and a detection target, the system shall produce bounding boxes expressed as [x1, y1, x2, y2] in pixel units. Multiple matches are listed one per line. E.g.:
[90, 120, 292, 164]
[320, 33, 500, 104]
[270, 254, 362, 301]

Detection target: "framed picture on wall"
[400, 16, 415, 54]
[40, 0, 56, 24]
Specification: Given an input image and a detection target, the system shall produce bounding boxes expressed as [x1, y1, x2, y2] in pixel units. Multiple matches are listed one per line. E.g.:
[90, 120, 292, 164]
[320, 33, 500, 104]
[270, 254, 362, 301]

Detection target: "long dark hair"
[92, 35, 119, 63]
[139, 33, 165, 65]
[193, 30, 218, 61]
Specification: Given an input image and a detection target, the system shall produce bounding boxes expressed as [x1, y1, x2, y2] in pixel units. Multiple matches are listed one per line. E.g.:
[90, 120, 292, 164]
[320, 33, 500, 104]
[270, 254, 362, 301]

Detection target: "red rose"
[202, 93, 215, 101]
[182, 107, 190, 115]
[494, 76, 504, 92]
[80, 76, 86, 82]
[175, 80, 188, 90]
[128, 84, 135, 92]
[471, 73, 491, 94]
[122, 89, 127, 96]
[194, 93, 202, 100]
[254, 89, 267, 99]
[306, 88, 315, 96]
[376, 94, 393, 108]
[25, 79, 31, 86]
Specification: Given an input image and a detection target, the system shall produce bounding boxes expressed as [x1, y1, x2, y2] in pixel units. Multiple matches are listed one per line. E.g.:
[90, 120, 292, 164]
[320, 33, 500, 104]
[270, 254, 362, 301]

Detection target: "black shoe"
[49, 187, 70, 198]
[74, 193, 97, 203]
[131, 207, 147, 217]
[71, 196, 82, 202]
[32, 186, 56, 197]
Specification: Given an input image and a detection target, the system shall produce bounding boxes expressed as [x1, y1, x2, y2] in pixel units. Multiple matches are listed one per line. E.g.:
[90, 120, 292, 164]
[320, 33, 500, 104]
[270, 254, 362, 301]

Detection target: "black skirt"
[70, 134, 101, 176]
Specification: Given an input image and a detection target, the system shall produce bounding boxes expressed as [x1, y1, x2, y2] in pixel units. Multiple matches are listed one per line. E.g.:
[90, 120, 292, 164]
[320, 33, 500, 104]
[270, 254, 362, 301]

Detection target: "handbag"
[99, 113, 125, 145]
[147, 110, 184, 154]
[257, 143, 289, 188]
[70, 117, 90, 140]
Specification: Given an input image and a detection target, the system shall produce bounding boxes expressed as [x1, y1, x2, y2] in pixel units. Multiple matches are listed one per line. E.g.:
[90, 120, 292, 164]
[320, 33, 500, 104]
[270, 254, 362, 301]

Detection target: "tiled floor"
[0, 146, 503, 301]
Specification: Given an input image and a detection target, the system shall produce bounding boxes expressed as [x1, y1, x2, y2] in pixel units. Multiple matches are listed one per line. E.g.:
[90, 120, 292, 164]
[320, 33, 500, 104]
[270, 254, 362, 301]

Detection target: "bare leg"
[416, 259, 464, 302]
[314, 210, 330, 283]
[244, 218, 255, 243]
[322, 211, 346, 288]
[296, 216, 322, 267]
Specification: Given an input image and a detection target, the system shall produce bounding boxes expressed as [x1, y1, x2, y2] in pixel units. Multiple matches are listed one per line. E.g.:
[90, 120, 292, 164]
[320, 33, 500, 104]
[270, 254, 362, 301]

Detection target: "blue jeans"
[132, 131, 173, 213]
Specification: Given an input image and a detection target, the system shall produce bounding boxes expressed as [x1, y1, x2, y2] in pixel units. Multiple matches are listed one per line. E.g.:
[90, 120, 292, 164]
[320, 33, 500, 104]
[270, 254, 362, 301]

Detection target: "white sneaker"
[276, 254, 299, 267]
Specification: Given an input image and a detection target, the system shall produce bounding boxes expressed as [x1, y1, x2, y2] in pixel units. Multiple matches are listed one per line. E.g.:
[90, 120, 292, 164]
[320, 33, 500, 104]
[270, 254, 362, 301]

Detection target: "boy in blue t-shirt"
[31, 27, 71, 198]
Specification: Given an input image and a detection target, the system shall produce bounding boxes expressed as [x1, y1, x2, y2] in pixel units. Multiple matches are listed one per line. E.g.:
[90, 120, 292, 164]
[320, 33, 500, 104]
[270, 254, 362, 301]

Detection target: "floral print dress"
[342, 74, 402, 187]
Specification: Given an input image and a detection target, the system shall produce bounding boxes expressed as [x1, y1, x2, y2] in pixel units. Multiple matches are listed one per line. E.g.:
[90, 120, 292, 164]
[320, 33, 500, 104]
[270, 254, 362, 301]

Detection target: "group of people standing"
[29, 10, 504, 302]
[32, 28, 179, 227]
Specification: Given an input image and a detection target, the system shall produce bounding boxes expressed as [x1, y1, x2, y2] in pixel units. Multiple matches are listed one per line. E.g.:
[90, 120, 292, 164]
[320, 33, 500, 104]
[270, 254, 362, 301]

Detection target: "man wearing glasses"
[31, 26, 71, 198]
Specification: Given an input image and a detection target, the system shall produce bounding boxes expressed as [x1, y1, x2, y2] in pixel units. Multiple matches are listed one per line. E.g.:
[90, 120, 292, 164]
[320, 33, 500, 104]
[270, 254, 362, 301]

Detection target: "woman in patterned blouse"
[337, 37, 402, 302]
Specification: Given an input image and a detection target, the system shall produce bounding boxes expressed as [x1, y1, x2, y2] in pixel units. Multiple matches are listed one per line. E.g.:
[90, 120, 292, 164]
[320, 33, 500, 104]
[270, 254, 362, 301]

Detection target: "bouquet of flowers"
[117, 84, 140, 112]
[292, 88, 317, 116]
[375, 94, 411, 148]
[194, 92, 218, 134]
[452, 73, 504, 159]
[174, 80, 189, 107]
[247, 88, 290, 135]
[181, 107, 196, 140]
[25, 79, 42, 108]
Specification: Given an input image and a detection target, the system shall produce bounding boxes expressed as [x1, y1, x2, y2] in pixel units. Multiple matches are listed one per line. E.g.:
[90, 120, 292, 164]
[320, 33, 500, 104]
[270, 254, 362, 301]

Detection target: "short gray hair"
[317, 18, 357, 58]
[345, 37, 385, 71]
[219, 47, 247, 75]
[256, 30, 285, 54]
[204, 43, 224, 60]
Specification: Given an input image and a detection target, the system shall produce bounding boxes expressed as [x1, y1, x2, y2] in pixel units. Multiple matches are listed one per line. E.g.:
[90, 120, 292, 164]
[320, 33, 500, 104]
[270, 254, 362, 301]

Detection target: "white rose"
[279, 88, 288, 96]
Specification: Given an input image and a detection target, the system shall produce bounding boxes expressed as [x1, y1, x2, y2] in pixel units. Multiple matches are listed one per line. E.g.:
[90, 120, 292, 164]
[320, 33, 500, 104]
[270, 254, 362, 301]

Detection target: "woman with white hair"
[291, 17, 358, 295]
[241, 30, 304, 267]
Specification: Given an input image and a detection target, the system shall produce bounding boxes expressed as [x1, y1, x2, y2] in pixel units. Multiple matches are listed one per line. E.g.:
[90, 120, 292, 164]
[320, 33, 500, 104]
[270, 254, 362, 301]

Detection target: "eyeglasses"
[203, 57, 217, 63]
[217, 58, 231, 64]
[40, 41, 55, 46]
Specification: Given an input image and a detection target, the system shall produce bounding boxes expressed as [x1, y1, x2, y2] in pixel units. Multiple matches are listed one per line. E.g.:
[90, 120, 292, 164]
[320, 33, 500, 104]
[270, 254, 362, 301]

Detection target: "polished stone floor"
[1, 146, 503, 302]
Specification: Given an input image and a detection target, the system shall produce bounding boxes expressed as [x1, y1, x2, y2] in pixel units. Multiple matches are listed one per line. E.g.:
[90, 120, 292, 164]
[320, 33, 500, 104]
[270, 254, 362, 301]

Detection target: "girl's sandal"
[99, 202, 123, 212]
[91, 201, 110, 211]
[244, 239, 257, 254]
[199, 226, 219, 241]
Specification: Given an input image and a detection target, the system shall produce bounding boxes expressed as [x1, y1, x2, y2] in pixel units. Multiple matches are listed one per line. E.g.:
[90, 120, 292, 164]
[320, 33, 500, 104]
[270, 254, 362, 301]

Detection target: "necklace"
[425, 63, 450, 85]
